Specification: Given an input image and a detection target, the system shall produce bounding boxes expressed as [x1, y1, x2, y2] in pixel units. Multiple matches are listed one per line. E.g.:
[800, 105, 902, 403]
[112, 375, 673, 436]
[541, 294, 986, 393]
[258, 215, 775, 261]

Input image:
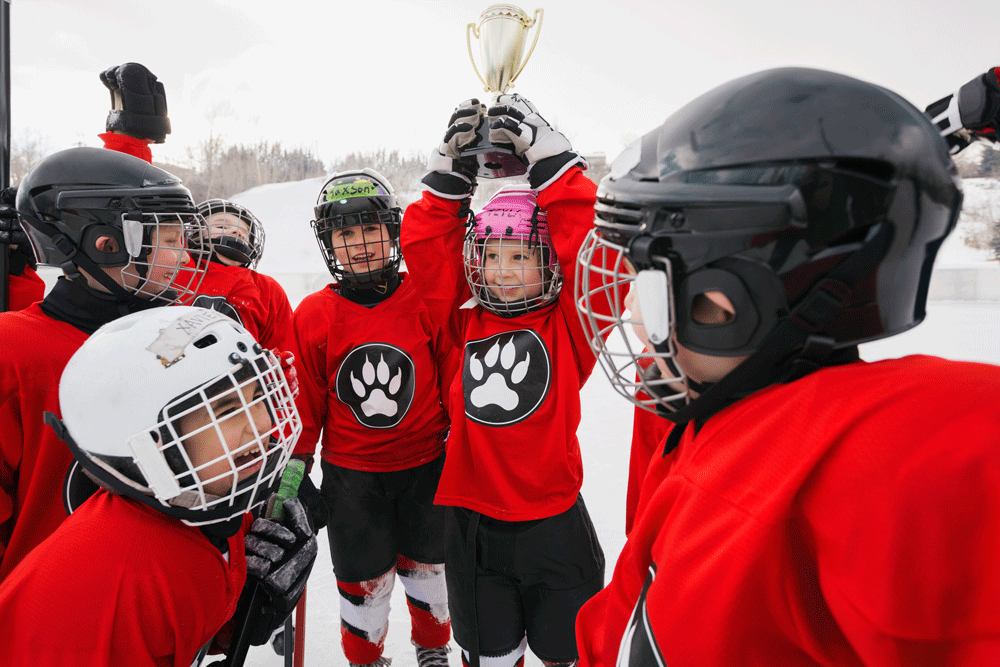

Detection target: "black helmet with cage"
[310, 168, 402, 287]
[15, 146, 211, 306]
[195, 199, 266, 269]
[576, 67, 963, 424]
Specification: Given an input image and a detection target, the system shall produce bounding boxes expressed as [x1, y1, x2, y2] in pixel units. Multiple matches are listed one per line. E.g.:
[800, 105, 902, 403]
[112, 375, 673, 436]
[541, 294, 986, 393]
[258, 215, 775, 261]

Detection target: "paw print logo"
[463, 330, 550, 426]
[336, 343, 415, 428]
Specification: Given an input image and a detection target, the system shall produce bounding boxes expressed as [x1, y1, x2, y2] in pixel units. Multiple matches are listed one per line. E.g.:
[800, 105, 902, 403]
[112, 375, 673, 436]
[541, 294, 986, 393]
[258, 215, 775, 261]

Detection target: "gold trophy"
[463, 4, 544, 178]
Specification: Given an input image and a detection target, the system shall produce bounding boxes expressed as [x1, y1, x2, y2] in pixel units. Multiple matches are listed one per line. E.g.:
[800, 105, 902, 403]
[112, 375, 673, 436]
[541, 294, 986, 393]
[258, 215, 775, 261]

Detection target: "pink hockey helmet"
[463, 186, 563, 315]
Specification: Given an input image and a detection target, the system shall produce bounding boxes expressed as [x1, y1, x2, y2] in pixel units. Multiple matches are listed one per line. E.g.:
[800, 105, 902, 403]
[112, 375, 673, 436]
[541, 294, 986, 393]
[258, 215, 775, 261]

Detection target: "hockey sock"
[338, 568, 396, 665]
[461, 636, 527, 667]
[397, 554, 451, 649]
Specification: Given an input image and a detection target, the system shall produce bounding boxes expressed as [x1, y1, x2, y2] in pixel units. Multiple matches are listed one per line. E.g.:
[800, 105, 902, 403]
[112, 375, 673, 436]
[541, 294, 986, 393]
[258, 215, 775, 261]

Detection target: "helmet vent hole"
[193, 334, 218, 349]
[236, 341, 248, 352]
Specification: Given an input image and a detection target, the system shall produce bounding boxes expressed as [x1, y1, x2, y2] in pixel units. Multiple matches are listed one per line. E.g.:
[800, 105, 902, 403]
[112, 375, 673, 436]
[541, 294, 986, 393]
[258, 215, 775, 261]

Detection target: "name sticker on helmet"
[148, 310, 230, 368]
[324, 179, 381, 201]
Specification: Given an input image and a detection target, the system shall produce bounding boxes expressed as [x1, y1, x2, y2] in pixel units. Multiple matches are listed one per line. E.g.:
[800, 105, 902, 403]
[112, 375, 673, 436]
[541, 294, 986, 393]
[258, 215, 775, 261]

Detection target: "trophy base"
[460, 124, 528, 179]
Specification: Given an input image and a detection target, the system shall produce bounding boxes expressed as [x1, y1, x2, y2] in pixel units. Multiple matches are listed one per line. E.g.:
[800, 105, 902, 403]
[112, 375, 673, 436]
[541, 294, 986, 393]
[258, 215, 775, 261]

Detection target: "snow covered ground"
[233, 178, 999, 666]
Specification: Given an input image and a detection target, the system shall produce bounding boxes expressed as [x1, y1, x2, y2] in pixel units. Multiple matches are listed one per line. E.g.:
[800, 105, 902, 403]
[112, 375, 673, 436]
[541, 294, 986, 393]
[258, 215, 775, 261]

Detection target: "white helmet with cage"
[47, 306, 301, 526]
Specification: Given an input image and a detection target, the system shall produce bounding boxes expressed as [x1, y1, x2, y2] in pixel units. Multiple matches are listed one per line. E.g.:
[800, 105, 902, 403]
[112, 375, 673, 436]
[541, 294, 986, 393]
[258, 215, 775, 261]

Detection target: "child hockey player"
[401, 96, 607, 667]
[0, 147, 212, 579]
[189, 198, 294, 352]
[0, 305, 315, 665]
[574, 67, 1000, 665]
[291, 169, 452, 667]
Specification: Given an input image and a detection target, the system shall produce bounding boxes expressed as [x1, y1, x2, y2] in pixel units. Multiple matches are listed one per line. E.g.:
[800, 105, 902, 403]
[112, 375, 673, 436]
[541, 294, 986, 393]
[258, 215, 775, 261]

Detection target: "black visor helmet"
[310, 168, 402, 287]
[576, 68, 963, 421]
[16, 147, 211, 305]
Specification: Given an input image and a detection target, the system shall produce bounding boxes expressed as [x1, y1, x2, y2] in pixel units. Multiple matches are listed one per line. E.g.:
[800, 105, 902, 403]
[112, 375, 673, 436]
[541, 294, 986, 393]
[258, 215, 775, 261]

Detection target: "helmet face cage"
[144, 349, 300, 526]
[311, 169, 403, 286]
[196, 199, 266, 269]
[118, 211, 212, 306]
[311, 211, 402, 286]
[576, 228, 688, 413]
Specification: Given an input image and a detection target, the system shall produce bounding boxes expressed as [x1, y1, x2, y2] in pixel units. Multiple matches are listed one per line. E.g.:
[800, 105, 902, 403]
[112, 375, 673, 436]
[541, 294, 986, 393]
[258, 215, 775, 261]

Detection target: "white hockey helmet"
[47, 306, 301, 526]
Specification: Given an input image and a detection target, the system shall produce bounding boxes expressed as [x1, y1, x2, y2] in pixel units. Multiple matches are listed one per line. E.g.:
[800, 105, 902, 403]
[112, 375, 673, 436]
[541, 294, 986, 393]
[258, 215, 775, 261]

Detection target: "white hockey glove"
[423, 99, 486, 199]
[487, 94, 585, 190]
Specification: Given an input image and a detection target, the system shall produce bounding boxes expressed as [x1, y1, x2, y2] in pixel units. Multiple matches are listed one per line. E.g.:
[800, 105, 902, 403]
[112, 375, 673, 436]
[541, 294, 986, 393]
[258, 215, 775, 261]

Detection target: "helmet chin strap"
[661, 223, 892, 431]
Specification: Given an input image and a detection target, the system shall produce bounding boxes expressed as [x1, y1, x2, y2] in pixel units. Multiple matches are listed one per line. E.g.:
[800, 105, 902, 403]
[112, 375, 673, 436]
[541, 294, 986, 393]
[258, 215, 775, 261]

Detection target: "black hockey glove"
[487, 94, 585, 190]
[0, 187, 36, 274]
[926, 66, 1000, 153]
[243, 496, 318, 645]
[100, 62, 171, 143]
[422, 99, 484, 199]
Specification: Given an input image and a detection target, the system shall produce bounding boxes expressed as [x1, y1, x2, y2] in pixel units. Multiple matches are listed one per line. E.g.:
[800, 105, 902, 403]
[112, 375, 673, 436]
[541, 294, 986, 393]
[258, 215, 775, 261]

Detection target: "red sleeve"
[289, 295, 329, 458]
[250, 272, 294, 353]
[99, 132, 153, 163]
[535, 168, 609, 382]
[401, 192, 470, 325]
[7, 268, 45, 311]
[0, 390, 20, 561]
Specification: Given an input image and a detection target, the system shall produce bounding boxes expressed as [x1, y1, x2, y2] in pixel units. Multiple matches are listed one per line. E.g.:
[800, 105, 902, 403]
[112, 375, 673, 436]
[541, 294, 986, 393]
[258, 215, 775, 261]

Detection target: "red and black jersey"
[625, 401, 671, 536]
[0, 304, 89, 579]
[576, 356, 1000, 666]
[7, 267, 45, 311]
[0, 491, 248, 666]
[188, 261, 293, 352]
[402, 168, 609, 521]
[291, 275, 450, 472]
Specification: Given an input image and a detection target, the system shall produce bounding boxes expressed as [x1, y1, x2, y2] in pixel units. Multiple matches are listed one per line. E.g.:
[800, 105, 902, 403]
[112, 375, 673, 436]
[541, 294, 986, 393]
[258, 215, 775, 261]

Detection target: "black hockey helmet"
[310, 168, 402, 286]
[576, 68, 963, 421]
[195, 198, 266, 269]
[16, 147, 211, 305]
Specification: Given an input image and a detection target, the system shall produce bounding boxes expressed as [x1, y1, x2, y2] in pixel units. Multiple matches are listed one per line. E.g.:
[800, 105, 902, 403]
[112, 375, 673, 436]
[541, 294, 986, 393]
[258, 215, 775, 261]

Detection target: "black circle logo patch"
[463, 329, 551, 426]
[335, 343, 415, 428]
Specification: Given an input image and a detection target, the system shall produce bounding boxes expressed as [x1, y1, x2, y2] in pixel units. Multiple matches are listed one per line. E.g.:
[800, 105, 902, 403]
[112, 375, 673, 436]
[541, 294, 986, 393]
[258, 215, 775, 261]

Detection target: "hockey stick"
[0, 0, 11, 312]
[223, 457, 306, 667]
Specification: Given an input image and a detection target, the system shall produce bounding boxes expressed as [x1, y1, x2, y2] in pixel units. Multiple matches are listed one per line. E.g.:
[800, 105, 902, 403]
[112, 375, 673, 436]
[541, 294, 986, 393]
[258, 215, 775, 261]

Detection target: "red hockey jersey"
[291, 275, 450, 472]
[402, 168, 608, 521]
[187, 261, 293, 352]
[0, 304, 89, 579]
[576, 356, 1000, 666]
[625, 400, 671, 536]
[7, 266, 45, 311]
[0, 491, 248, 666]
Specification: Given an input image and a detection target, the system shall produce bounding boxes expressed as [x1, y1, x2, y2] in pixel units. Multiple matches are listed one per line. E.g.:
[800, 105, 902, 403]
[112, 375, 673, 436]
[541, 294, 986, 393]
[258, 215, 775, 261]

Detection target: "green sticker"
[325, 179, 379, 201]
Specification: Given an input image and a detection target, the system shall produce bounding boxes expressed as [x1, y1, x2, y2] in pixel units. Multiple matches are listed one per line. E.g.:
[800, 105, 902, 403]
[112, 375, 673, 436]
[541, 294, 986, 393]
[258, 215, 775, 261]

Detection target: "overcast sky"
[10, 0, 1000, 167]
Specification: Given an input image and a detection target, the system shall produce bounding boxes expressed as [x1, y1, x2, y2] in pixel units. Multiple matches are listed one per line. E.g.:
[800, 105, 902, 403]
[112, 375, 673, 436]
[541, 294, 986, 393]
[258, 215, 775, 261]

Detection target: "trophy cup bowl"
[463, 4, 543, 179]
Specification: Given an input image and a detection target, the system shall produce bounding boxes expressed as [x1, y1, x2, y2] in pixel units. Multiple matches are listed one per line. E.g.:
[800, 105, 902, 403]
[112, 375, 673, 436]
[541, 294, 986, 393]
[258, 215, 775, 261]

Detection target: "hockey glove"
[0, 187, 36, 274]
[244, 496, 318, 644]
[487, 94, 585, 190]
[422, 99, 485, 199]
[927, 66, 1000, 153]
[100, 62, 171, 143]
[274, 349, 299, 399]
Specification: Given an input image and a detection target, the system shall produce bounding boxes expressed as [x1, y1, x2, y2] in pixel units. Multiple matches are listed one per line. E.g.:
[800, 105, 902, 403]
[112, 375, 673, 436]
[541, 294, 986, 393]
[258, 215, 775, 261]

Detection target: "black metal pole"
[0, 0, 11, 312]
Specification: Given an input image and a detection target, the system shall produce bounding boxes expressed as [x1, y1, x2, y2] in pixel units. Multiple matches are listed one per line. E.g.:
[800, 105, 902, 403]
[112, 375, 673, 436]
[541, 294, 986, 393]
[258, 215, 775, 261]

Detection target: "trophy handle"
[509, 8, 544, 88]
[466, 22, 489, 91]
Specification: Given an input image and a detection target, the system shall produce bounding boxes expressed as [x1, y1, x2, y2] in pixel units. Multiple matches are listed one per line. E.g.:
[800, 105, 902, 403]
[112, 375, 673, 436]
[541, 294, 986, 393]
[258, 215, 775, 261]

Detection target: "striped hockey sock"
[338, 568, 396, 665]
[397, 554, 451, 649]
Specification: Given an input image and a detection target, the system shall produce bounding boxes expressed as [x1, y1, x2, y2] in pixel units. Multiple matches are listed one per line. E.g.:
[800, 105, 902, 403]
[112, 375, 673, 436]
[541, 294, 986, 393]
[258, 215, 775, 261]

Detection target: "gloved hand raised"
[927, 66, 1000, 153]
[487, 94, 585, 190]
[422, 99, 485, 199]
[100, 62, 171, 143]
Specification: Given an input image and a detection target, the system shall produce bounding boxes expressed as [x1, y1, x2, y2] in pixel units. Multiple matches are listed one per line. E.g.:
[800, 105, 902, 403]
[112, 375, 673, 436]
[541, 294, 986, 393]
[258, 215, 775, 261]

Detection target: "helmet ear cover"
[674, 258, 788, 356]
[79, 224, 134, 266]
